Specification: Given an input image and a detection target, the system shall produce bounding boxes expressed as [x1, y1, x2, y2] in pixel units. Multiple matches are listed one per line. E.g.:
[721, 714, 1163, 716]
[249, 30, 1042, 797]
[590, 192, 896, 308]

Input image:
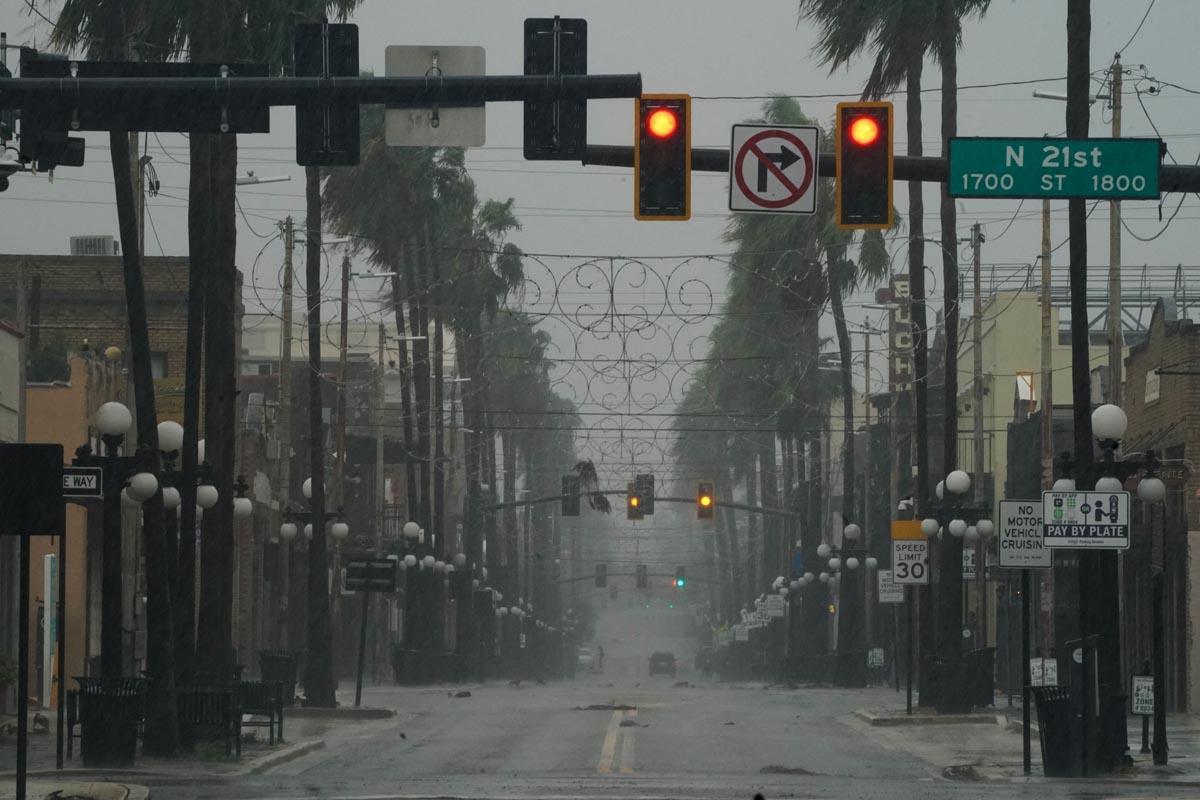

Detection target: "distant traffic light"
[595, 563, 607, 588]
[675, 566, 686, 588]
[636, 564, 648, 589]
[835, 101, 893, 229]
[627, 481, 644, 520]
[561, 473, 581, 517]
[697, 480, 715, 519]
[634, 94, 691, 220]
[635, 473, 655, 515]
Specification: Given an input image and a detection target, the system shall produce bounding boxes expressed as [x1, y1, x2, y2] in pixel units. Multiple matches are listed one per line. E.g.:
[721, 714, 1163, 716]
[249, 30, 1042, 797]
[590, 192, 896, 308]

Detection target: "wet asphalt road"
[156, 602, 1191, 800]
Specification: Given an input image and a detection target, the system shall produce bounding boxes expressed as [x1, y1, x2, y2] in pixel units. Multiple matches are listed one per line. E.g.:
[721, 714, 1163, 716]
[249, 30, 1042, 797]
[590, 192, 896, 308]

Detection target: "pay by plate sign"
[1042, 491, 1131, 549]
[999, 500, 1051, 568]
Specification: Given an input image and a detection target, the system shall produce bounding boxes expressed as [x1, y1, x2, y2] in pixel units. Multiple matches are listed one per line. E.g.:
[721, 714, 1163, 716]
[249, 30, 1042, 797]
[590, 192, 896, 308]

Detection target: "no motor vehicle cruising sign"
[729, 124, 818, 214]
[998, 500, 1050, 568]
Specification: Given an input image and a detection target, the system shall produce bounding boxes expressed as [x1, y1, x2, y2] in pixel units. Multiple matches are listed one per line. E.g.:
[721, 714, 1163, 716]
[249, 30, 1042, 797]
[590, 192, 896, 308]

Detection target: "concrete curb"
[854, 708, 1005, 727]
[0, 780, 150, 800]
[286, 706, 395, 720]
[244, 738, 326, 775]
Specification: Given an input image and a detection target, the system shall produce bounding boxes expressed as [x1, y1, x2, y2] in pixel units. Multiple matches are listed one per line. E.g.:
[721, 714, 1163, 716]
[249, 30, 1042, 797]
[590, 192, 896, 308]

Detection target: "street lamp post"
[71, 401, 156, 678]
[924, 469, 992, 712]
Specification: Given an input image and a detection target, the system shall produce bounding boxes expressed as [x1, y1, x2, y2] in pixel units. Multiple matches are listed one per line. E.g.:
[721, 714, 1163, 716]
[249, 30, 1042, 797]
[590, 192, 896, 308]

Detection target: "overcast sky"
[2, 0, 1195, 491]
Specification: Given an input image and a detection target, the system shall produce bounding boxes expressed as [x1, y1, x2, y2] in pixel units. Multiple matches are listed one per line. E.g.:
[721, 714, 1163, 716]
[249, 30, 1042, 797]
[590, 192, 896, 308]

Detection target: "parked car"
[649, 651, 677, 677]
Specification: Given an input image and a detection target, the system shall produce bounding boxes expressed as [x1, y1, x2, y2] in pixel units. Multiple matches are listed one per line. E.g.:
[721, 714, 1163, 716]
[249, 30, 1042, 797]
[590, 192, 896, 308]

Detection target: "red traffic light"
[646, 108, 679, 139]
[848, 115, 880, 147]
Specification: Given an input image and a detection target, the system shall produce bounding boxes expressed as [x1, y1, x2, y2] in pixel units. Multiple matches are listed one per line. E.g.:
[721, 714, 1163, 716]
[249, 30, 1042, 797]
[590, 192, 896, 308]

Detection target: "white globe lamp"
[330, 521, 349, 541]
[162, 486, 181, 511]
[127, 472, 159, 502]
[279, 522, 298, 541]
[196, 483, 219, 509]
[1092, 403, 1128, 442]
[233, 496, 253, 520]
[948, 518, 968, 538]
[1138, 476, 1166, 503]
[921, 518, 940, 537]
[96, 402, 133, 437]
[843, 523, 861, 541]
[157, 420, 184, 454]
[946, 470, 971, 496]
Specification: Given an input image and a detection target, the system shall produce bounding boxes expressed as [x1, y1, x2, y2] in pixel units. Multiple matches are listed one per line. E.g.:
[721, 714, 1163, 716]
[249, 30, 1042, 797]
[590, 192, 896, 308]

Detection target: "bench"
[237, 680, 285, 744]
[176, 685, 239, 757]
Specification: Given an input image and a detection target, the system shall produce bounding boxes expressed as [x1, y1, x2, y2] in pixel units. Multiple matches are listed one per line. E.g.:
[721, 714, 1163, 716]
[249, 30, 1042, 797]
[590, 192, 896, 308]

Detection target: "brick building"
[1121, 298, 1200, 712]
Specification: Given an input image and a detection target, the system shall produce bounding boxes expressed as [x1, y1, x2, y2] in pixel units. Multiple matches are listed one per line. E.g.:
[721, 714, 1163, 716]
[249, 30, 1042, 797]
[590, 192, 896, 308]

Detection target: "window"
[150, 352, 168, 379]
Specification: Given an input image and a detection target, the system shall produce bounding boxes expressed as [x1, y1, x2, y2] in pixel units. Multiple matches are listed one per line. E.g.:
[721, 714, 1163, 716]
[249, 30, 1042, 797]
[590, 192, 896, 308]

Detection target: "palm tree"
[47, 0, 181, 756]
[800, 0, 990, 506]
[323, 108, 523, 573]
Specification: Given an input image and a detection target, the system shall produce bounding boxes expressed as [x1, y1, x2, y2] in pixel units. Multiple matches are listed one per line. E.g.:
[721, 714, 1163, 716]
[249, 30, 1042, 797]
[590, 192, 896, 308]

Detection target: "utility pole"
[1108, 55, 1123, 405]
[372, 321, 386, 681]
[276, 217, 295, 648]
[334, 253, 350, 616]
[375, 321, 386, 558]
[1040, 200, 1054, 490]
[971, 223, 987, 647]
[864, 323, 873, 650]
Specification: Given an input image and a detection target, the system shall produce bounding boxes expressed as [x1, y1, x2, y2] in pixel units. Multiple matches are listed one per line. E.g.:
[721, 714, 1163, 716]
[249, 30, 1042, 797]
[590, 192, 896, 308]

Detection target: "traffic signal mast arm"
[584, 144, 1200, 193]
[0, 73, 643, 110]
[488, 490, 800, 519]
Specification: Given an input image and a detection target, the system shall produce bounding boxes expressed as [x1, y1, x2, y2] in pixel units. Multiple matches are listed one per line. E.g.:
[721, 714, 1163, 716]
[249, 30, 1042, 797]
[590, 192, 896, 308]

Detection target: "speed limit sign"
[892, 539, 929, 585]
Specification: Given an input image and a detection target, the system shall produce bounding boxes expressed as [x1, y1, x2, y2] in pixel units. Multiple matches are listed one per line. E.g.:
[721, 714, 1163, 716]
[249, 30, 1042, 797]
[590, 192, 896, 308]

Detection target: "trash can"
[258, 650, 299, 706]
[963, 647, 996, 708]
[76, 677, 146, 767]
[1032, 685, 1078, 777]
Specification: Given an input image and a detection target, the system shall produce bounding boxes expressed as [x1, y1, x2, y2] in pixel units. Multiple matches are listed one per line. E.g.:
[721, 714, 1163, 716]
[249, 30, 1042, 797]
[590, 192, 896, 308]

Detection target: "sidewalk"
[0, 709, 326, 785]
[847, 700, 1200, 785]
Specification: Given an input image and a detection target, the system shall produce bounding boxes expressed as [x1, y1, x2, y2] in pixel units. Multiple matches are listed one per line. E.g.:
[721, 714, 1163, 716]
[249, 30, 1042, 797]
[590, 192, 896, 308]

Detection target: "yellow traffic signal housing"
[634, 94, 691, 220]
[835, 101, 893, 230]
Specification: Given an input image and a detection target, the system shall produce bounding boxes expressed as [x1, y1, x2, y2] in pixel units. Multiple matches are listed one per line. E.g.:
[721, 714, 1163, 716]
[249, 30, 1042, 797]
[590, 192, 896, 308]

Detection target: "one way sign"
[729, 124, 819, 215]
[63, 466, 104, 498]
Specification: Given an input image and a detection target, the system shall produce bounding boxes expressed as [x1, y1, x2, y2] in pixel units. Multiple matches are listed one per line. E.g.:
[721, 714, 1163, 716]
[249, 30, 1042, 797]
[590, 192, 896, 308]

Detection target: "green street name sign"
[949, 137, 1161, 199]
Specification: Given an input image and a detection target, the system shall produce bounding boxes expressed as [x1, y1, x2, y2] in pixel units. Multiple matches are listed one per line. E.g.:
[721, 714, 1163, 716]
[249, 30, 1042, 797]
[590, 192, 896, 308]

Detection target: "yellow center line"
[619, 709, 637, 774]
[597, 709, 623, 773]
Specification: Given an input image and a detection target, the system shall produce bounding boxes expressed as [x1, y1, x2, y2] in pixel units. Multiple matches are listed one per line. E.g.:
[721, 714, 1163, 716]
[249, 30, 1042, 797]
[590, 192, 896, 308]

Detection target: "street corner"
[243, 737, 326, 775]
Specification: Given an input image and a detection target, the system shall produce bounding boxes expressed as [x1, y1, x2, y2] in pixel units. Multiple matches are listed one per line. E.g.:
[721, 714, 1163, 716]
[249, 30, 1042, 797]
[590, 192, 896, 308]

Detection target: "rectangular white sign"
[1043, 491, 1131, 549]
[962, 548, 976, 579]
[734, 624, 749, 642]
[876, 570, 905, 603]
[867, 647, 885, 668]
[766, 595, 786, 618]
[1132, 675, 1154, 715]
[1044, 659, 1058, 686]
[1030, 658, 1044, 687]
[892, 539, 929, 585]
[999, 500, 1051, 568]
